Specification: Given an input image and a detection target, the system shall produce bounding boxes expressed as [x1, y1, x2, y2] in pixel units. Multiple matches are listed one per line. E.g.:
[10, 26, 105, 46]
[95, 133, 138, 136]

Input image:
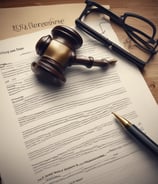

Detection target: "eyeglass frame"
[75, 0, 158, 69]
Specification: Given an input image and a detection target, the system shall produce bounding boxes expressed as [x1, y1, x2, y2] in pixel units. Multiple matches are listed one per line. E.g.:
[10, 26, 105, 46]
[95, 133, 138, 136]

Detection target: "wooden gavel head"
[31, 25, 83, 82]
[31, 25, 117, 83]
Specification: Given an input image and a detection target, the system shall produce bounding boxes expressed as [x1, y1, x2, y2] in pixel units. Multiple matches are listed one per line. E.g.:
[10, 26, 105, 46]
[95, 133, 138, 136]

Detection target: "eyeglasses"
[75, 0, 158, 69]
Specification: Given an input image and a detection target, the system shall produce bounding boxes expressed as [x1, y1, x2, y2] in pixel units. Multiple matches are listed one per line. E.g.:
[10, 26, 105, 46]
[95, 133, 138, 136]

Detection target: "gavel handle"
[73, 56, 117, 68]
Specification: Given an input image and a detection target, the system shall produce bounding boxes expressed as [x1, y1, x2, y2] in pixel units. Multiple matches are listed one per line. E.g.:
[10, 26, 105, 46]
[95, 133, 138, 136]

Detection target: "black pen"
[112, 112, 158, 155]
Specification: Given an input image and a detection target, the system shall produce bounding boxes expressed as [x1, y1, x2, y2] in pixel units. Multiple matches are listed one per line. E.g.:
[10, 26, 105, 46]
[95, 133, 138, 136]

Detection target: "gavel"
[31, 25, 117, 82]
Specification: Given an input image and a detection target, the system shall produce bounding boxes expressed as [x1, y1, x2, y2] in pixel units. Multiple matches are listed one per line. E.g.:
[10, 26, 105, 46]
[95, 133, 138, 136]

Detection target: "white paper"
[0, 21, 158, 184]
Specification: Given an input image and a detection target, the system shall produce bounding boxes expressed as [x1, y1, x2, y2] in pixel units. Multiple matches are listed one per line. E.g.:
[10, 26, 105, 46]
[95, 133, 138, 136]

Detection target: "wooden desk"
[1, 0, 158, 103]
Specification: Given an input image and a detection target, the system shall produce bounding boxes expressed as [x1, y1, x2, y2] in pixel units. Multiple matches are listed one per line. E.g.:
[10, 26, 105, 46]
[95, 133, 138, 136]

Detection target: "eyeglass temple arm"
[75, 19, 145, 69]
[85, 0, 157, 40]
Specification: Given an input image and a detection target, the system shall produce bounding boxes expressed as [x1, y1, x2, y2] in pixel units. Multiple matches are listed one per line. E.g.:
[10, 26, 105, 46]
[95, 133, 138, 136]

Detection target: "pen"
[112, 112, 158, 155]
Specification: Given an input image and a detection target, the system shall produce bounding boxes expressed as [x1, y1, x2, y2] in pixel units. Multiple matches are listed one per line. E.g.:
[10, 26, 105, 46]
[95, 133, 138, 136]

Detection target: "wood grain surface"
[1, 0, 158, 103]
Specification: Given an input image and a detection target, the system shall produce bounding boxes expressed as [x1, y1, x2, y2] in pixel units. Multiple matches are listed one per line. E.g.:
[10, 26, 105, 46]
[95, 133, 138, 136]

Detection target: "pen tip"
[112, 112, 132, 127]
[111, 112, 118, 118]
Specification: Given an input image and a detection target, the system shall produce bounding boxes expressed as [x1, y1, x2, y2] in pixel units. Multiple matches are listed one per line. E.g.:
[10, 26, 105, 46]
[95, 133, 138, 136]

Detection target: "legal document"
[0, 20, 158, 184]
